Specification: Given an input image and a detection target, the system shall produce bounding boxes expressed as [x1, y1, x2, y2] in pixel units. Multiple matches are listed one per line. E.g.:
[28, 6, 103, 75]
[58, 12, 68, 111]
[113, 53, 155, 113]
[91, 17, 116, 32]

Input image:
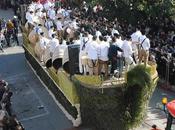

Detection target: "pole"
[165, 113, 173, 130]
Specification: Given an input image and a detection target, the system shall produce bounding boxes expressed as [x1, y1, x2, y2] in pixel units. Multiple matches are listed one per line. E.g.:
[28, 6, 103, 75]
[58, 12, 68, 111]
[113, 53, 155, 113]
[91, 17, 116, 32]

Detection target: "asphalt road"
[0, 47, 76, 130]
[0, 9, 75, 130]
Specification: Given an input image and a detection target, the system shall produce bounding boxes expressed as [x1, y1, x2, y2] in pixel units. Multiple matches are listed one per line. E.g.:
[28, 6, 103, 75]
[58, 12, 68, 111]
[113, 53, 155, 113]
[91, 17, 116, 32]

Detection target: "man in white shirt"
[48, 26, 55, 39]
[115, 34, 124, 77]
[34, 24, 42, 35]
[122, 35, 135, 71]
[26, 10, 35, 31]
[98, 36, 110, 78]
[47, 6, 56, 20]
[138, 30, 150, 66]
[45, 18, 54, 30]
[95, 28, 102, 38]
[49, 33, 59, 56]
[56, 18, 63, 40]
[131, 27, 142, 64]
[85, 36, 99, 76]
[44, 1, 53, 11]
[79, 32, 89, 74]
[112, 28, 119, 36]
[39, 32, 50, 62]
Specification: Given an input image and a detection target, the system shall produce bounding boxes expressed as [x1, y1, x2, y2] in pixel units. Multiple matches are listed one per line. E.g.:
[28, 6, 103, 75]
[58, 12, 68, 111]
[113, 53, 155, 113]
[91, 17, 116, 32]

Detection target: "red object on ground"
[167, 100, 175, 118]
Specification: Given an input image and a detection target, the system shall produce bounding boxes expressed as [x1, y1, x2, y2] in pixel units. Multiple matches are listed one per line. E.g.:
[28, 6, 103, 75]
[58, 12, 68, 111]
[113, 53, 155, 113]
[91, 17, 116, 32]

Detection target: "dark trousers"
[110, 60, 117, 74]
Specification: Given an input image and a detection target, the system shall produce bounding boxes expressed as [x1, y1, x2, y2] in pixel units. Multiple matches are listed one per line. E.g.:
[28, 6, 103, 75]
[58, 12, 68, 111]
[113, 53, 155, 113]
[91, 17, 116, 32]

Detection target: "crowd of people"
[0, 80, 24, 130]
[0, 16, 20, 52]
[24, 0, 174, 83]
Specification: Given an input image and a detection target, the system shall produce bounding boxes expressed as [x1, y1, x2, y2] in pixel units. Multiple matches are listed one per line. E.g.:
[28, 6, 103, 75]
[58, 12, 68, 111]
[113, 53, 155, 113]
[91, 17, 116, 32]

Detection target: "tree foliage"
[84, 0, 175, 23]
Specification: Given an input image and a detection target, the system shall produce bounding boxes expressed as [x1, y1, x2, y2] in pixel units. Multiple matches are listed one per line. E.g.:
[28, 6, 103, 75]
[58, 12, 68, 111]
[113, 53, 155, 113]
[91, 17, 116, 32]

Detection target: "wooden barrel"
[34, 42, 42, 60]
[43, 47, 52, 68]
[25, 22, 29, 32]
[28, 30, 39, 46]
[52, 44, 67, 70]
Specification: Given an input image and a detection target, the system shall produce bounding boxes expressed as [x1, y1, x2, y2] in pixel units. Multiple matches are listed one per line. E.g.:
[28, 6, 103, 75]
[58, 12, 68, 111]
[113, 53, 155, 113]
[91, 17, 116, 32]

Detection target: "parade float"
[21, 0, 158, 129]
[21, 25, 159, 129]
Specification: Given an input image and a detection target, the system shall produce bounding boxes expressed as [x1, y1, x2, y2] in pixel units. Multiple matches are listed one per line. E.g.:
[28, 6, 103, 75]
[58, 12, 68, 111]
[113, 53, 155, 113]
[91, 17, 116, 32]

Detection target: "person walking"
[12, 16, 19, 45]
[5, 20, 14, 47]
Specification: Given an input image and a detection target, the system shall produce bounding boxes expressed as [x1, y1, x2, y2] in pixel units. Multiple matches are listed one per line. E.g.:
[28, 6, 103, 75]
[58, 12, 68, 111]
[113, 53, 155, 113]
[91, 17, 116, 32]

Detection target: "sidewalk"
[0, 8, 14, 20]
[136, 88, 175, 130]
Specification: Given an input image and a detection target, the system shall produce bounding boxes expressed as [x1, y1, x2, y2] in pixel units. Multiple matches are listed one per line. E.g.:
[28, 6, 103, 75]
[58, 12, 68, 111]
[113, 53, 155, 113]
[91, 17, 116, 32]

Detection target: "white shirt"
[56, 20, 63, 31]
[112, 28, 119, 36]
[36, 11, 43, 18]
[85, 40, 99, 60]
[105, 35, 112, 43]
[36, 3, 43, 11]
[28, 3, 36, 11]
[52, 42, 67, 61]
[139, 35, 150, 51]
[48, 29, 55, 39]
[26, 13, 34, 25]
[44, 1, 52, 10]
[34, 26, 42, 34]
[122, 40, 133, 58]
[48, 9, 56, 20]
[74, 39, 81, 45]
[96, 31, 102, 38]
[45, 20, 53, 30]
[50, 38, 59, 54]
[131, 30, 142, 51]
[115, 38, 123, 56]
[25, 12, 30, 21]
[40, 37, 50, 50]
[80, 37, 89, 51]
[131, 30, 142, 43]
[70, 20, 78, 29]
[99, 41, 110, 61]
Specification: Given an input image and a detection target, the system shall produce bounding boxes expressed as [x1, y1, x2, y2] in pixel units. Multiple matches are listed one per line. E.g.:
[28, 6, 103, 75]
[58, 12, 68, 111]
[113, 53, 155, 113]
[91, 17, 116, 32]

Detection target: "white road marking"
[26, 60, 76, 124]
[5, 76, 50, 122]
[19, 112, 49, 122]
[2, 73, 30, 81]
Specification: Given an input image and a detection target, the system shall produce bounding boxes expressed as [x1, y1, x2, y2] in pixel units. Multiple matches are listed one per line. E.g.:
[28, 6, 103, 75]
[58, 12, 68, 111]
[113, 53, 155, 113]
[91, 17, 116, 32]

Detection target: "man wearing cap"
[122, 35, 135, 71]
[138, 29, 150, 67]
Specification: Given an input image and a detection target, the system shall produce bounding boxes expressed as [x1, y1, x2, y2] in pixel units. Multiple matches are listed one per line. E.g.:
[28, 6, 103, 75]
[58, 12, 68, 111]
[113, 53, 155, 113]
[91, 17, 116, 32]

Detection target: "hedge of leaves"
[73, 65, 158, 130]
